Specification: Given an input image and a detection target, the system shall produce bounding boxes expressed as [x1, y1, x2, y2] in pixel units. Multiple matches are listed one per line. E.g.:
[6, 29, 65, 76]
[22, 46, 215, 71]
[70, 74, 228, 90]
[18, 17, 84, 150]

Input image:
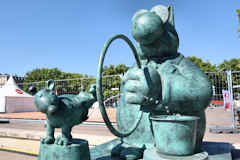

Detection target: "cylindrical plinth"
[38, 139, 90, 160]
[143, 148, 208, 160]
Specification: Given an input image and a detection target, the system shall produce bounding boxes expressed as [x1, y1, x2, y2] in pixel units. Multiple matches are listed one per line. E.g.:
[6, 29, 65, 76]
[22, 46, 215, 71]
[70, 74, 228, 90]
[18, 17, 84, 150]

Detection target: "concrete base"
[90, 139, 233, 160]
[38, 139, 90, 160]
[202, 142, 232, 160]
[209, 126, 240, 134]
[143, 148, 208, 160]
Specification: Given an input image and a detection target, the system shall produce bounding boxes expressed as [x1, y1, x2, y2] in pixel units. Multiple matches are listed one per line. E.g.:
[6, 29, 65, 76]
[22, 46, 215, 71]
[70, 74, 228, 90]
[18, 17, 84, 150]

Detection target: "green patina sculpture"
[32, 80, 97, 145]
[96, 4, 212, 160]
[38, 139, 90, 160]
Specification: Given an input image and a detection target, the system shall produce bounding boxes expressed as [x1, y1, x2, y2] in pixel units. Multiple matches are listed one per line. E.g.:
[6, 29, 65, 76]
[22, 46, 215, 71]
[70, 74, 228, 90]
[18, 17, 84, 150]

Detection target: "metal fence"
[18, 77, 96, 95]
[17, 71, 240, 102]
[206, 71, 240, 102]
[206, 71, 240, 128]
[17, 71, 240, 104]
[17, 71, 240, 126]
[17, 75, 122, 107]
[205, 71, 228, 102]
[232, 71, 240, 99]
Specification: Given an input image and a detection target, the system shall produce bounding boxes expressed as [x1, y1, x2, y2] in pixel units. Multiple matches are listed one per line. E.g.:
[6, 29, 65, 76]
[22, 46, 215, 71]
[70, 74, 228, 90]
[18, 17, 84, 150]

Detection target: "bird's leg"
[55, 126, 72, 145]
[41, 122, 55, 144]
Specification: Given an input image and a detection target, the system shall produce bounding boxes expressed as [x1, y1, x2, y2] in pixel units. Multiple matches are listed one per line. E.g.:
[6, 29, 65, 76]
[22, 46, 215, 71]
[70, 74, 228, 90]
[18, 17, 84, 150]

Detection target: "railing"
[16, 71, 240, 127]
[17, 75, 122, 106]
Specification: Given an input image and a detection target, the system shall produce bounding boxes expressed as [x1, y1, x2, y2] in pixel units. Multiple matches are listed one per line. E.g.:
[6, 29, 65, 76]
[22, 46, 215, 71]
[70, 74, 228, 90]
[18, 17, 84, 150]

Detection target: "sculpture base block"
[90, 139, 233, 160]
[143, 148, 208, 160]
[38, 139, 90, 160]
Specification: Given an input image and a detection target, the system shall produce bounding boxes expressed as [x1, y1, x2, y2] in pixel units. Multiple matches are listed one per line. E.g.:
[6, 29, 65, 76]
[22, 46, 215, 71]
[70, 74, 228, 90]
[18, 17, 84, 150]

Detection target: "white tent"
[0, 76, 36, 113]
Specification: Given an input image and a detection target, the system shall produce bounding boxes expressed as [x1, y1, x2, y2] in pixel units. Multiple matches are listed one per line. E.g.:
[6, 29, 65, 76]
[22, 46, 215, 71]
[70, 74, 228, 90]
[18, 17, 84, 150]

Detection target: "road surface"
[0, 150, 36, 160]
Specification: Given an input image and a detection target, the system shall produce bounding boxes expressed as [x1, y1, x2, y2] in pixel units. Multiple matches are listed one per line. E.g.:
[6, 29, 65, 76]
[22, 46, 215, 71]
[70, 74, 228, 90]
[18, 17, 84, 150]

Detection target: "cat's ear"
[46, 80, 55, 90]
[150, 5, 175, 27]
[167, 6, 175, 27]
[151, 5, 169, 23]
[28, 86, 37, 95]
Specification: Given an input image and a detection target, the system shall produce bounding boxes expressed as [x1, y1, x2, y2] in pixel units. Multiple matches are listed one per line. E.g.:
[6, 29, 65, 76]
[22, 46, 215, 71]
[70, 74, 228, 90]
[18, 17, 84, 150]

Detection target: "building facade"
[0, 75, 24, 88]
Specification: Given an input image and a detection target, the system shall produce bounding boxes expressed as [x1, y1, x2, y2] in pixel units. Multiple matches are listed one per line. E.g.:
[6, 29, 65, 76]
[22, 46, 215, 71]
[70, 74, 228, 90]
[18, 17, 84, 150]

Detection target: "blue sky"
[0, 0, 239, 76]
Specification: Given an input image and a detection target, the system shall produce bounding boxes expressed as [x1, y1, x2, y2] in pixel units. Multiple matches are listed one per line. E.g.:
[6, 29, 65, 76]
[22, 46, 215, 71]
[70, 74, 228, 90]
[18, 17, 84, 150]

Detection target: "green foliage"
[102, 64, 129, 76]
[187, 56, 217, 72]
[102, 64, 129, 102]
[24, 68, 63, 82]
[216, 58, 240, 99]
[187, 56, 240, 72]
[22, 58, 240, 102]
[186, 57, 240, 98]
[218, 58, 240, 71]
[24, 68, 88, 83]
[23, 65, 129, 102]
[102, 76, 121, 101]
[23, 68, 89, 94]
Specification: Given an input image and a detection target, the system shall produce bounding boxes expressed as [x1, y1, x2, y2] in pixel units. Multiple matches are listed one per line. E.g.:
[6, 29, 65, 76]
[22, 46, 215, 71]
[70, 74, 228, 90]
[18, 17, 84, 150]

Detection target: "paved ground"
[0, 120, 113, 136]
[0, 121, 116, 149]
[0, 150, 36, 160]
[1, 107, 239, 144]
[0, 122, 116, 159]
[0, 107, 240, 159]
[0, 108, 117, 122]
[204, 106, 240, 145]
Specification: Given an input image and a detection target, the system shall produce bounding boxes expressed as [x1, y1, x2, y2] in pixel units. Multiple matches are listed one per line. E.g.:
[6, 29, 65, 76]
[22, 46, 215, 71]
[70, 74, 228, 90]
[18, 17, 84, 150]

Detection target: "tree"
[102, 64, 129, 101]
[187, 56, 217, 72]
[218, 58, 240, 71]
[102, 64, 129, 76]
[216, 59, 240, 98]
[115, 64, 129, 75]
[23, 65, 129, 98]
[23, 68, 89, 94]
[24, 68, 63, 82]
[24, 68, 90, 83]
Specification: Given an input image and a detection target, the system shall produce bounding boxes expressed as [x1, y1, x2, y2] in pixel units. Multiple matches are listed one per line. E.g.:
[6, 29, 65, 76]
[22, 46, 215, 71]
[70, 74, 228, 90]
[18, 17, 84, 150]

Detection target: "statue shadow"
[96, 156, 119, 160]
[202, 141, 240, 159]
[231, 148, 240, 160]
[92, 140, 239, 160]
